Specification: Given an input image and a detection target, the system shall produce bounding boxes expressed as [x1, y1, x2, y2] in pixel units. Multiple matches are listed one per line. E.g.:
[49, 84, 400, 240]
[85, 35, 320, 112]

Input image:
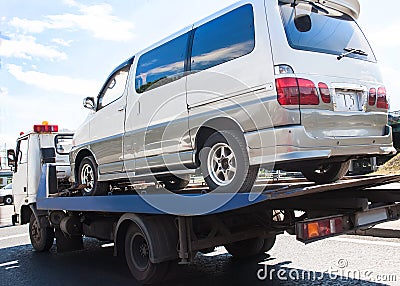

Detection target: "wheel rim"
[207, 143, 237, 186]
[131, 233, 150, 271]
[80, 163, 94, 193]
[5, 197, 12, 204]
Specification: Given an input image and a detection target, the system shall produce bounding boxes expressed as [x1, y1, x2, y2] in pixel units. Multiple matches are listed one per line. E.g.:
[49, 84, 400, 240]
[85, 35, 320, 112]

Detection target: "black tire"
[162, 174, 190, 191]
[29, 214, 54, 252]
[302, 161, 351, 184]
[261, 235, 277, 252]
[125, 224, 170, 284]
[78, 156, 108, 196]
[4, 196, 13, 205]
[199, 131, 259, 193]
[225, 237, 265, 258]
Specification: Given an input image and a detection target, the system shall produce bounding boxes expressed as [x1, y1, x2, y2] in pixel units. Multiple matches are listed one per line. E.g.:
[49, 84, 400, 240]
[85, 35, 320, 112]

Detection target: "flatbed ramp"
[36, 164, 400, 216]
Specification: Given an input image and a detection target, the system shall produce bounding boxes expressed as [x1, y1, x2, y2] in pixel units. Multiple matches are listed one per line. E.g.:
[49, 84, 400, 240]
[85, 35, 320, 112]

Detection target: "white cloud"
[7, 64, 101, 96]
[52, 38, 73, 47]
[9, 2, 135, 42]
[9, 18, 49, 34]
[0, 87, 8, 97]
[63, 0, 80, 8]
[0, 34, 67, 60]
[0, 93, 86, 147]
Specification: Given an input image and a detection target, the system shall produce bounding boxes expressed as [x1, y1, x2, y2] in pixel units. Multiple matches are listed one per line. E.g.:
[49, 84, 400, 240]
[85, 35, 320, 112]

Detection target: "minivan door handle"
[118, 106, 125, 112]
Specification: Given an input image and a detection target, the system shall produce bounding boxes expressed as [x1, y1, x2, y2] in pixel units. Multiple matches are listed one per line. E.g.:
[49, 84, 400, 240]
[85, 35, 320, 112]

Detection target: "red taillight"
[276, 78, 319, 106]
[298, 79, 319, 105]
[377, 87, 388, 109]
[297, 217, 344, 242]
[369, 88, 377, 106]
[318, 82, 331, 104]
[33, 125, 59, 133]
[276, 78, 300, 106]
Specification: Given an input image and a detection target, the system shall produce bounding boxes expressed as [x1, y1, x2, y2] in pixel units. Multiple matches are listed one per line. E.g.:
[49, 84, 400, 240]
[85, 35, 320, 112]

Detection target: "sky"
[0, 0, 399, 152]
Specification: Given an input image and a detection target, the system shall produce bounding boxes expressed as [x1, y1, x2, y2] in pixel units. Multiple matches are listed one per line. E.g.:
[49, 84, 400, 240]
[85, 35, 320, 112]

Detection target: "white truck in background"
[7, 123, 73, 225]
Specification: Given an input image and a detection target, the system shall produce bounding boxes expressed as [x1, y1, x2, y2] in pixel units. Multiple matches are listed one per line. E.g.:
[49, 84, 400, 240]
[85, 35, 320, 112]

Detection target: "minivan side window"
[98, 65, 130, 109]
[135, 32, 189, 94]
[190, 4, 255, 72]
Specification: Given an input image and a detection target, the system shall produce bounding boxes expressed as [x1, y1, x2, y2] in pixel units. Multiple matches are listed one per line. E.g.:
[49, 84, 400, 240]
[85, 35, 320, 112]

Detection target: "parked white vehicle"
[71, 0, 395, 195]
[0, 183, 13, 205]
[7, 124, 73, 224]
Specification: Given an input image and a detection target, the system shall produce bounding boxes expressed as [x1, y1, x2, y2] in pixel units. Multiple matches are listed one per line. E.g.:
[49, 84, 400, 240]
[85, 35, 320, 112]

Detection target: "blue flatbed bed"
[36, 164, 400, 216]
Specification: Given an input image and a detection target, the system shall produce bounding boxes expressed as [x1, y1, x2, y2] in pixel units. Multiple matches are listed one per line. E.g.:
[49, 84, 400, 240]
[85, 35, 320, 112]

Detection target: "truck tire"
[29, 214, 54, 252]
[199, 131, 259, 193]
[261, 235, 277, 252]
[225, 237, 264, 258]
[125, 224, 170, 284]
[78, 156, 108, 196]
[161, 175, 190, 191]
[4, 195, 13, 205]
[302, 161, 351, 184]
[225, 235, 277, 258]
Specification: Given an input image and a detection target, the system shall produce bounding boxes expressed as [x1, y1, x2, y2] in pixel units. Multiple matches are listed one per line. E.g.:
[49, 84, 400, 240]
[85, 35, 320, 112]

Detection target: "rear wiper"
[337, 48, 368, 60]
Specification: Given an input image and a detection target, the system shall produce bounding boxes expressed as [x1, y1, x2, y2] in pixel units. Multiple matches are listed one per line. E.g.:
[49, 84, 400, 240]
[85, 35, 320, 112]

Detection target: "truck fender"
[114, 213, 179, 264]
[29, 203, 50, 228]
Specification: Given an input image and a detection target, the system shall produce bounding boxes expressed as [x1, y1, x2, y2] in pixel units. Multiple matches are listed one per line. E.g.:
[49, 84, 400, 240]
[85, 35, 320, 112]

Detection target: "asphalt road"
[0, 204, 399, 286]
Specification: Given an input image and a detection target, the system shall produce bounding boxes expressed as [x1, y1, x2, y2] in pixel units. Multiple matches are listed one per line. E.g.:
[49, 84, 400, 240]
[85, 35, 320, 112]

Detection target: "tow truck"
[7, 123, 400, 284]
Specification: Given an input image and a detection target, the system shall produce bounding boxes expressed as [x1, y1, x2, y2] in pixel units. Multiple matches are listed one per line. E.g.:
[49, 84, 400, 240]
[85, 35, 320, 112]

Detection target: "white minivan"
[71, 0, 395, 195]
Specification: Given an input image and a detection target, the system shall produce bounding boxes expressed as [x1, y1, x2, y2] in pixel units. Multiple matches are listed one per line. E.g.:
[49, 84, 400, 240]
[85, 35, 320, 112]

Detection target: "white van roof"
[279, 0, 360, 19]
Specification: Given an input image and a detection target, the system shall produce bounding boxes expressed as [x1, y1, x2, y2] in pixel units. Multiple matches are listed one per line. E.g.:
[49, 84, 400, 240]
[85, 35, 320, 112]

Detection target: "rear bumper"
[245, 125, 396, 166]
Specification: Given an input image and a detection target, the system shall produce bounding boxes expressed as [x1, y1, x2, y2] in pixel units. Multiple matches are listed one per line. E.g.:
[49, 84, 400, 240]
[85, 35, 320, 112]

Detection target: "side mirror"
[7, 149, 15, 168]
[83, 97, 96, 111]
[294, 14, 312, 33]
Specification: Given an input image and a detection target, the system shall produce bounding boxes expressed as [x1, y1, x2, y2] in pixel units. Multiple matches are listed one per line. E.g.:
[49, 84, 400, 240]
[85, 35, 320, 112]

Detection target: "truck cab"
[7, 123, 73, 224]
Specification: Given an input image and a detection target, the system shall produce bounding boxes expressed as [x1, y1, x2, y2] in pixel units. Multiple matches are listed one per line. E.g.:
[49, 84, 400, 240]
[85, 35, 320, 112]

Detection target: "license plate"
[334, 91, 362, 112]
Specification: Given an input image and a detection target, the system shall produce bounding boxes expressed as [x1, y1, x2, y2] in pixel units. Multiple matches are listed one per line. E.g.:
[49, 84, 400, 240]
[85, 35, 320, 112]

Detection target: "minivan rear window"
[279, 3, 376, 62]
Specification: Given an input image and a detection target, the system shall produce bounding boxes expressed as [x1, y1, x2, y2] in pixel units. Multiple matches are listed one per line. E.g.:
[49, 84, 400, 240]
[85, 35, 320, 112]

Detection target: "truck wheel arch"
[114, 214, 178, 264]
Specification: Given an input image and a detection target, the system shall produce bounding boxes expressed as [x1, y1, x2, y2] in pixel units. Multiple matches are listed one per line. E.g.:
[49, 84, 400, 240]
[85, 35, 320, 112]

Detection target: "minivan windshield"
[279, 2, 376, 62]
